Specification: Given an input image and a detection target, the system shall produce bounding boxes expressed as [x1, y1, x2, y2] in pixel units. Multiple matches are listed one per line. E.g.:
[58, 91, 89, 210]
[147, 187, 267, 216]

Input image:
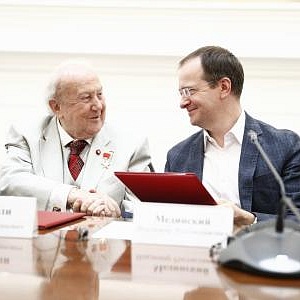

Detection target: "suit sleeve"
[0, 124, 72, 211]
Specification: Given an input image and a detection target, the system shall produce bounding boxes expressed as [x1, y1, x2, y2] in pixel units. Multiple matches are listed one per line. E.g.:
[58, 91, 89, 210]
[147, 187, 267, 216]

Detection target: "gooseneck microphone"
[248, 130, 300, 232]
[218, 130, 300, 278]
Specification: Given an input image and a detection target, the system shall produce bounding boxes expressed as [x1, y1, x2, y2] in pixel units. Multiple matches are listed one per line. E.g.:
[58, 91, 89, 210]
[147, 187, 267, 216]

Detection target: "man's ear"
[48, 99, 60, 114]
[219, 77, 231, 99]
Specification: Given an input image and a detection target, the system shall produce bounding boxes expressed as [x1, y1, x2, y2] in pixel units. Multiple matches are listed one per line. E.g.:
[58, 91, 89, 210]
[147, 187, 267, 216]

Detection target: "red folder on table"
[115, 172, 216, 205]
[38, 211, 86, 229]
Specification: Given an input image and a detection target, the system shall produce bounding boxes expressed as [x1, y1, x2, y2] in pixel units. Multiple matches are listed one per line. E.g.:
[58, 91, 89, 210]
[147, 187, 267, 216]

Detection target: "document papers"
[92, 221, 134, 240]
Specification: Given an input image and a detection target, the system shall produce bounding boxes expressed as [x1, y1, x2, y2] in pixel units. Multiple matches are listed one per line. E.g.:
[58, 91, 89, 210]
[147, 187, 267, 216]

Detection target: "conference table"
[0, 216, 299, 300]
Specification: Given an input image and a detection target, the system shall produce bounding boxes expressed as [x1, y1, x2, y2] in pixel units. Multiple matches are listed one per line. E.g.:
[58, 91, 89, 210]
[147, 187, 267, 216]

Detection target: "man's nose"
[180, 96, 190, 109]
[91, 94, 103, 110]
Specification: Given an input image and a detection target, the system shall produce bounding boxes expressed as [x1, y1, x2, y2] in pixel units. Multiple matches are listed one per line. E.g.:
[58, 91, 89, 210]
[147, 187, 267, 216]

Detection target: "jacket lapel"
[81, 125, 111, 189]
[239, 113, 262, 211]
[188, 131, 205, 179]
[39, 116, 64, 181]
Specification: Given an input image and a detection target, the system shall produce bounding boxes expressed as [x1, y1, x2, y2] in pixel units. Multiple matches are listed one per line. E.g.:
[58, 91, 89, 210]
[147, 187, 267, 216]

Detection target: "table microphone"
[218, 130, 300, 278]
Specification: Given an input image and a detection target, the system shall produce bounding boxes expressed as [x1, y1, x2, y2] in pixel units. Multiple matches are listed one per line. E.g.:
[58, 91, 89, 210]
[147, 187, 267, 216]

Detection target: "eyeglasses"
[179, 81, 214, 98]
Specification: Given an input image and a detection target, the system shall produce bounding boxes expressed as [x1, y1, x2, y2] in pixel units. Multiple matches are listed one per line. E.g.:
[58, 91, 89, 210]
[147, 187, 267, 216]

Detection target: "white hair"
[45, 58, 98, 113]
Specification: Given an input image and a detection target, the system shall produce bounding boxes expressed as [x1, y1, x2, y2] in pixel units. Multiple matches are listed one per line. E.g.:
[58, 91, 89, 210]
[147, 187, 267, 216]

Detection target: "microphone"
[218, 130, 300, 278]
[248, 130, 300, 232]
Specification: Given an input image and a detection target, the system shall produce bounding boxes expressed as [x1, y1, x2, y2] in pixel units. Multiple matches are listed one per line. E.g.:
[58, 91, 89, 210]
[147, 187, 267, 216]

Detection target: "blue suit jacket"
[165, 113, 300, 221]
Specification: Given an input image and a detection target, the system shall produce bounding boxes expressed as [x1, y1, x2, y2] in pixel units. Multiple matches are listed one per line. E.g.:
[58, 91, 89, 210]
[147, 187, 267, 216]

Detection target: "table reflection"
[218, 266, 300, 300]
[130, 243, 221, 286]
[38, 229, 99, 300]
[34, 228, 128, 299]
[0, 237, 35, 274]
[1, 220, 300, 300]
[183, 286, 233, 300]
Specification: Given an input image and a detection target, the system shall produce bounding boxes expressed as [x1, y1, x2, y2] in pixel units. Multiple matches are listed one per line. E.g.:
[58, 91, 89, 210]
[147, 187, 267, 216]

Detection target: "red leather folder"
[37, 211, 86, 229]
[115, 172, 216, 205]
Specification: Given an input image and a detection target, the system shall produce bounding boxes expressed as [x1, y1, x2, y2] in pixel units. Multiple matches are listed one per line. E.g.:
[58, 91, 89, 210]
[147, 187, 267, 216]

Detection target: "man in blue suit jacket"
[165, 46, 300, 226]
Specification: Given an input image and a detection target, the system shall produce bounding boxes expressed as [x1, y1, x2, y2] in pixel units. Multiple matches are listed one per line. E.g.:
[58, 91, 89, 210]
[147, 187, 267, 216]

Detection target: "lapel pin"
[101, 150, 114, 168]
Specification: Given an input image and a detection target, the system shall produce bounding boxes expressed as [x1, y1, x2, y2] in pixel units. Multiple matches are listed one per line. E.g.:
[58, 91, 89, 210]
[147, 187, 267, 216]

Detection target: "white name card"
[133, 202, 233, 247]
[0, 196, 37, 238]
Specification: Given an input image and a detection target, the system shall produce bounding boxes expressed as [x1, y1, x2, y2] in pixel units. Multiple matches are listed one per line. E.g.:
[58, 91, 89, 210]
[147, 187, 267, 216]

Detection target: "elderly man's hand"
[68, 188, 121, 217]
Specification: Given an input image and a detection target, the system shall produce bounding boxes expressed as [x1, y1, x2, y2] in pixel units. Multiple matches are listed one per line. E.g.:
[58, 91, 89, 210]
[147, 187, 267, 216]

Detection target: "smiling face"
[49, 72, 106, 139]
[178, 57, 222, 131]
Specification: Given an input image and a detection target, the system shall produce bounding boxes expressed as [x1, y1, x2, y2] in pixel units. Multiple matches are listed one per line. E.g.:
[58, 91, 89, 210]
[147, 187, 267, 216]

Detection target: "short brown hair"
[179, 46, 244, 97]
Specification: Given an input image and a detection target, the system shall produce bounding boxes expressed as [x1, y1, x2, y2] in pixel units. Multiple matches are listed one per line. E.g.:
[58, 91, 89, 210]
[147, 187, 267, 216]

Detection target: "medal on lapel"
[101, 150, 114, 168]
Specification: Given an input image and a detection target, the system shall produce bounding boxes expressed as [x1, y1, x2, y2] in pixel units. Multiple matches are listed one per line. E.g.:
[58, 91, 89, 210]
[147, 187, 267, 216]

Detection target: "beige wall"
[1, 1, 300, 171]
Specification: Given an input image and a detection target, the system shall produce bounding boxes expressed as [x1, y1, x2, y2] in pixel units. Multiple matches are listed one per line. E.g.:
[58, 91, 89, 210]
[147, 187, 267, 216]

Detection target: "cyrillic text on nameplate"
[0, 196, 37, 238]
[133, 202, 233, 247]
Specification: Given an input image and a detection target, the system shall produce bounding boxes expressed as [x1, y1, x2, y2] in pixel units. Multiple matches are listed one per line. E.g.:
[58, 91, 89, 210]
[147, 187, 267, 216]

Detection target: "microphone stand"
[249, 130, 300, 232]
[218, 130, 300, 278]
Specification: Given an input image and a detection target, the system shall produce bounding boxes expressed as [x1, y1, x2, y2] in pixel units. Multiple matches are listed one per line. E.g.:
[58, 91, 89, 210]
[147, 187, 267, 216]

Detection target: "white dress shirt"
[58, 121, 93, 186]
[49, 119, 92, 210]
[202, 112, 245, 206]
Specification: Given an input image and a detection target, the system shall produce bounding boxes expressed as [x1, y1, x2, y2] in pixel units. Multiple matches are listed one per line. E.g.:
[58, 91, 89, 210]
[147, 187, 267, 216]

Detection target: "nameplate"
[0, 196, 37, 238]
[133, 202, 233, 247]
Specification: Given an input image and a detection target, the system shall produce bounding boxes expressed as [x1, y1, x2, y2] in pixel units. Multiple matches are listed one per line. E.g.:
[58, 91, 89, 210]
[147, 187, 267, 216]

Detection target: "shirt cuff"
[49, 184, 75, 212]
[251, 213, 258, 225]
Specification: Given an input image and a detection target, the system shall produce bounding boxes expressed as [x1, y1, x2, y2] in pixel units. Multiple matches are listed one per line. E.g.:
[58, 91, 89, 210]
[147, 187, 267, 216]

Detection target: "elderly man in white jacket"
[0, 59, 152, 217]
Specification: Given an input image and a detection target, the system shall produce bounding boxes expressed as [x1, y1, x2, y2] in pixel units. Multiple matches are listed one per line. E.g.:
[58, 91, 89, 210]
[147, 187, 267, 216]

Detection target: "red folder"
[38, 211, 86, 229]
[115, 172, 216, 206]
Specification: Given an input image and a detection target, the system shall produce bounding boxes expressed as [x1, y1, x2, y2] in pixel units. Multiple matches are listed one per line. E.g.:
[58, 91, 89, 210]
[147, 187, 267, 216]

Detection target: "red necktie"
[68, 140, 87, 180]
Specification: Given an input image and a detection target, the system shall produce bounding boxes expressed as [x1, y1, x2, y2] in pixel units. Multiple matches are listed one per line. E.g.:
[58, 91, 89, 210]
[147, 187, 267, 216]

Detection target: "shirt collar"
[56, 118, 92, 147]
[203, 111, 245, 150]
[230, 110, 245, 145]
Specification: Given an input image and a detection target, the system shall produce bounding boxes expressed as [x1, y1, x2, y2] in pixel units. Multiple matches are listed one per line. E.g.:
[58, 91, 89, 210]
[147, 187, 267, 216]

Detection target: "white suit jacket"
[0, 115, 151, 211]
